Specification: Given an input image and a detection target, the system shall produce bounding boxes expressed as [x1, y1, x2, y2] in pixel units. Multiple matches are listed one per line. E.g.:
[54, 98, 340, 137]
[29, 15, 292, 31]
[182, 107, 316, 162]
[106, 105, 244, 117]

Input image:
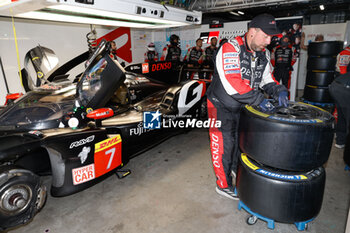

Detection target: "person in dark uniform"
[272, 36, 294, 89]
[329, 69, 350, 149]
[184, 38, 204, 79]
[203, 37, 218, 79]
[207, 14, 288, 200]
[144, 42, 158, 62]
[160, 34, 181, 61]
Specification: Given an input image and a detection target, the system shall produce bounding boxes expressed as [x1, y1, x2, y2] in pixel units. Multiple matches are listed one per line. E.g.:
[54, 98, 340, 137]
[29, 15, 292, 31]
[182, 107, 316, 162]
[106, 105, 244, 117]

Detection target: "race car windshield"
[78, 58, 106, 106]
[0, 91, 74, 127]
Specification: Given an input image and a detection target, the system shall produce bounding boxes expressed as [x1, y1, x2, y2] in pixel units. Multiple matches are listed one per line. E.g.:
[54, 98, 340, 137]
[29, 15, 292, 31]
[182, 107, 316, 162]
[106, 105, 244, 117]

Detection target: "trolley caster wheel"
[247, 215, 258, 225]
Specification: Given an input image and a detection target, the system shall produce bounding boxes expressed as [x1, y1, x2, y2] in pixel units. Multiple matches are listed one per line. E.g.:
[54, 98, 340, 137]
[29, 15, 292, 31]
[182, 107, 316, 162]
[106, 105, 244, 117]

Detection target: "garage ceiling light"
[320, 5, 325, 10]
[229, 11, 240, 16]
[16, 11, 155, 28]
[237, 11, 244, 15]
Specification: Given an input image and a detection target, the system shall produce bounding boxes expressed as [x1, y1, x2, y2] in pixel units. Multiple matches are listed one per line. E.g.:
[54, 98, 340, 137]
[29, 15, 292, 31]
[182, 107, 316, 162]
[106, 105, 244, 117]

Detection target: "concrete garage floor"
[9, 129, 350, 233]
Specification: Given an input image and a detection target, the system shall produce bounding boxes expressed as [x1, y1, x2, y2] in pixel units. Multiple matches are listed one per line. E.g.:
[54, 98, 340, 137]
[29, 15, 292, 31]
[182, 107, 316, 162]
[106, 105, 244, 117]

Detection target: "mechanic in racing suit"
[144, 42, 159, 62]
[184, 38, 204, 79]
[336, 45, 350, 75]
[203, 37, 218, 79]
[271, 36, 295, 89]
[207, 13, 288, 200]
[160, 34, 181, 61]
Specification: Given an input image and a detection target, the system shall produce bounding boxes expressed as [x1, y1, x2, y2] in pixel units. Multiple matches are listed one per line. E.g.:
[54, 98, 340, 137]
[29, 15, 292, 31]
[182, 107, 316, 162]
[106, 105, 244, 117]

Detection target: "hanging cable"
[10, 8, 23, 89]
[86, 24, 97, 57]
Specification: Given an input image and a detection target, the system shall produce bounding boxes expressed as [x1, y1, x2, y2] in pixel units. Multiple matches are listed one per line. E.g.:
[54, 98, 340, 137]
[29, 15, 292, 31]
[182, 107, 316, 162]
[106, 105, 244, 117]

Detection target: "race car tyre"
[237, 154, 326, 223]
[307, 56, 337, 71]
[303, 85, 333, 103]
[308, 41, 343, 56]
[239, 102, 334, 171]
[305, 71, 335, 87]
[0, 166, 47, 231]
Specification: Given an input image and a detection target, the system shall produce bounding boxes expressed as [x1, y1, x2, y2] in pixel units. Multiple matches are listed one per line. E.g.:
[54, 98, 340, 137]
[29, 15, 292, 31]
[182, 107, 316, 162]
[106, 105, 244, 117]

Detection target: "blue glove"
[259, 99, 275, 112]
[278, 91, 289, 107]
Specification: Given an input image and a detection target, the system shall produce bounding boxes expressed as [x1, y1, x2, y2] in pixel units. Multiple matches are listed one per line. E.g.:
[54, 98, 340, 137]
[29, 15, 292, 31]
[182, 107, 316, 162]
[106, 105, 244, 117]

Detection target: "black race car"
[0, 40, 210, 231]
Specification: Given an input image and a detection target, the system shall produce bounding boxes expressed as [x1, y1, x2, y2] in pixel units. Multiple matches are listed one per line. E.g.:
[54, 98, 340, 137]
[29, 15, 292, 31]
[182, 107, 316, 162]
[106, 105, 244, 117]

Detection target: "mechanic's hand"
[259, 99, 275, 112]
[278, 91, 289, 107]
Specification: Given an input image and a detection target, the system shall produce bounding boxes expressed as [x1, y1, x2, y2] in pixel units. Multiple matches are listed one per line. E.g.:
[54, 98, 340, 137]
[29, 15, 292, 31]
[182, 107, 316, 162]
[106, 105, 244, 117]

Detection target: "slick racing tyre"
[303, 85, 333, 103]
[239, 102, 334, 171]
[0, 167, 47, 231]
[237, 154, 325, 223]
[307, 56, 337, 71]
[305, 71, 335, 87]
[308, 41, 343, 56]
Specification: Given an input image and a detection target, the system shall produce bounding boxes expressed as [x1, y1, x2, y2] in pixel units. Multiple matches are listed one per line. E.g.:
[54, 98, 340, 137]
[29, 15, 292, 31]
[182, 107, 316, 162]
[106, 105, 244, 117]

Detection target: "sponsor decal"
[143, 111, 161, 129]
[94, 135, 122, 177]
[72, 164, 95, 185]
[151, 62, 172, 72]
[178, 81, 204, 116]
[224, 64, 239, 70]
[224, 58, 239, 64]
[211, 133, 221, 168]
[130, 122, 153, 136]
[200, 31, 220, 44]
[241, 154, 307, 180]
[339, 55, 350, 66]
[267, 116, 322, 123]
[225, 70, 240, 74]
[142, 63, 149, 73]
[70, 135, 95, 149]
[78, 146, 91, 164]
[223, 52, 239, 58]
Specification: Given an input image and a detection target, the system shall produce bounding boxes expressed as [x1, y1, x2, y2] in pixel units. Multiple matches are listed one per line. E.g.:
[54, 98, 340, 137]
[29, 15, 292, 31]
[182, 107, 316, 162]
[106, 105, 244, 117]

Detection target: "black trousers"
[329, 81, 350, 145]
[274, 68, 290, 88]
[207, 95, 241, 188]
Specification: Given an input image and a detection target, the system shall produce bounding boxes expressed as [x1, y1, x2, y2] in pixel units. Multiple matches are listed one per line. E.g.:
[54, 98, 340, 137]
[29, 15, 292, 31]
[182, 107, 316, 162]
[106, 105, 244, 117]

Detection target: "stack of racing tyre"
[237, 102, 335, 230]
[303, 41, 343, 103]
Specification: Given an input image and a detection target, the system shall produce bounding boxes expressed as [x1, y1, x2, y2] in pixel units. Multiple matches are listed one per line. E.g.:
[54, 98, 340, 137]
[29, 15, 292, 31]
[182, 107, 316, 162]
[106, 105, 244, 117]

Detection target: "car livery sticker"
[72, 164, 95, 185]
[223, 52, 239, 58]
[241, 154, 308, 181]
[94, 135, 122, 178]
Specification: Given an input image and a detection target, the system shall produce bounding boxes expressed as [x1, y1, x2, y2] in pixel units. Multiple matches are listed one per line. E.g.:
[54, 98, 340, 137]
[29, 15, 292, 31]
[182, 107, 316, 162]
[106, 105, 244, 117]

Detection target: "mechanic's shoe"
[216, 186, 239, 200]
[335, 143, 345, 149]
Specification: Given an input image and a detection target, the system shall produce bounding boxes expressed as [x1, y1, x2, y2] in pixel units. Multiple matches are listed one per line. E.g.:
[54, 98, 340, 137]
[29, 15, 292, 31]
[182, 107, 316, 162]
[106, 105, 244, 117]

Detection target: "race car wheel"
[307, 56, 337, 71]
[303, 85, 333, 103]
[308, 41, 343, 56]
[239, 102, 334, 171]
[305, 71, 335, 87]
[0, 167, 46, 231]
[237, 154, 325, 223]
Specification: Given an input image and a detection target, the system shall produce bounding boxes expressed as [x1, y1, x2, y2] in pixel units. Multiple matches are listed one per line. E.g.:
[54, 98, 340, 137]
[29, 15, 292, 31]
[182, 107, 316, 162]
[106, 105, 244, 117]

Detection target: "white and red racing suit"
[207, 35, 286, 189]
[144, 51, 159, 62]
[336, 46, 350, 75]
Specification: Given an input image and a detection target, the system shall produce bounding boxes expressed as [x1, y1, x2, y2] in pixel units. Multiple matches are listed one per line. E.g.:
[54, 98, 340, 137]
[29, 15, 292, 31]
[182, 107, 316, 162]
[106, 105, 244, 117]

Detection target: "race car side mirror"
[86, 108, 114, 120]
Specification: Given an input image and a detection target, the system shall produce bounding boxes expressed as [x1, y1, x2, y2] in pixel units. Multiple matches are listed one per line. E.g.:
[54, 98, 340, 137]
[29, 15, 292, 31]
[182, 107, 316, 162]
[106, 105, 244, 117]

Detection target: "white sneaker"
[335, 144, 345, 149]
[216, 186, 239, 200]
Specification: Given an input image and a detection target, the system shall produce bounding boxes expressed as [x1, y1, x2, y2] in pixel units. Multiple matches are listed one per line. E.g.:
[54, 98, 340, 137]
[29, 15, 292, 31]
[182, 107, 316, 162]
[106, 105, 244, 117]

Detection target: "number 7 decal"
[94, 135, 122, 178]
